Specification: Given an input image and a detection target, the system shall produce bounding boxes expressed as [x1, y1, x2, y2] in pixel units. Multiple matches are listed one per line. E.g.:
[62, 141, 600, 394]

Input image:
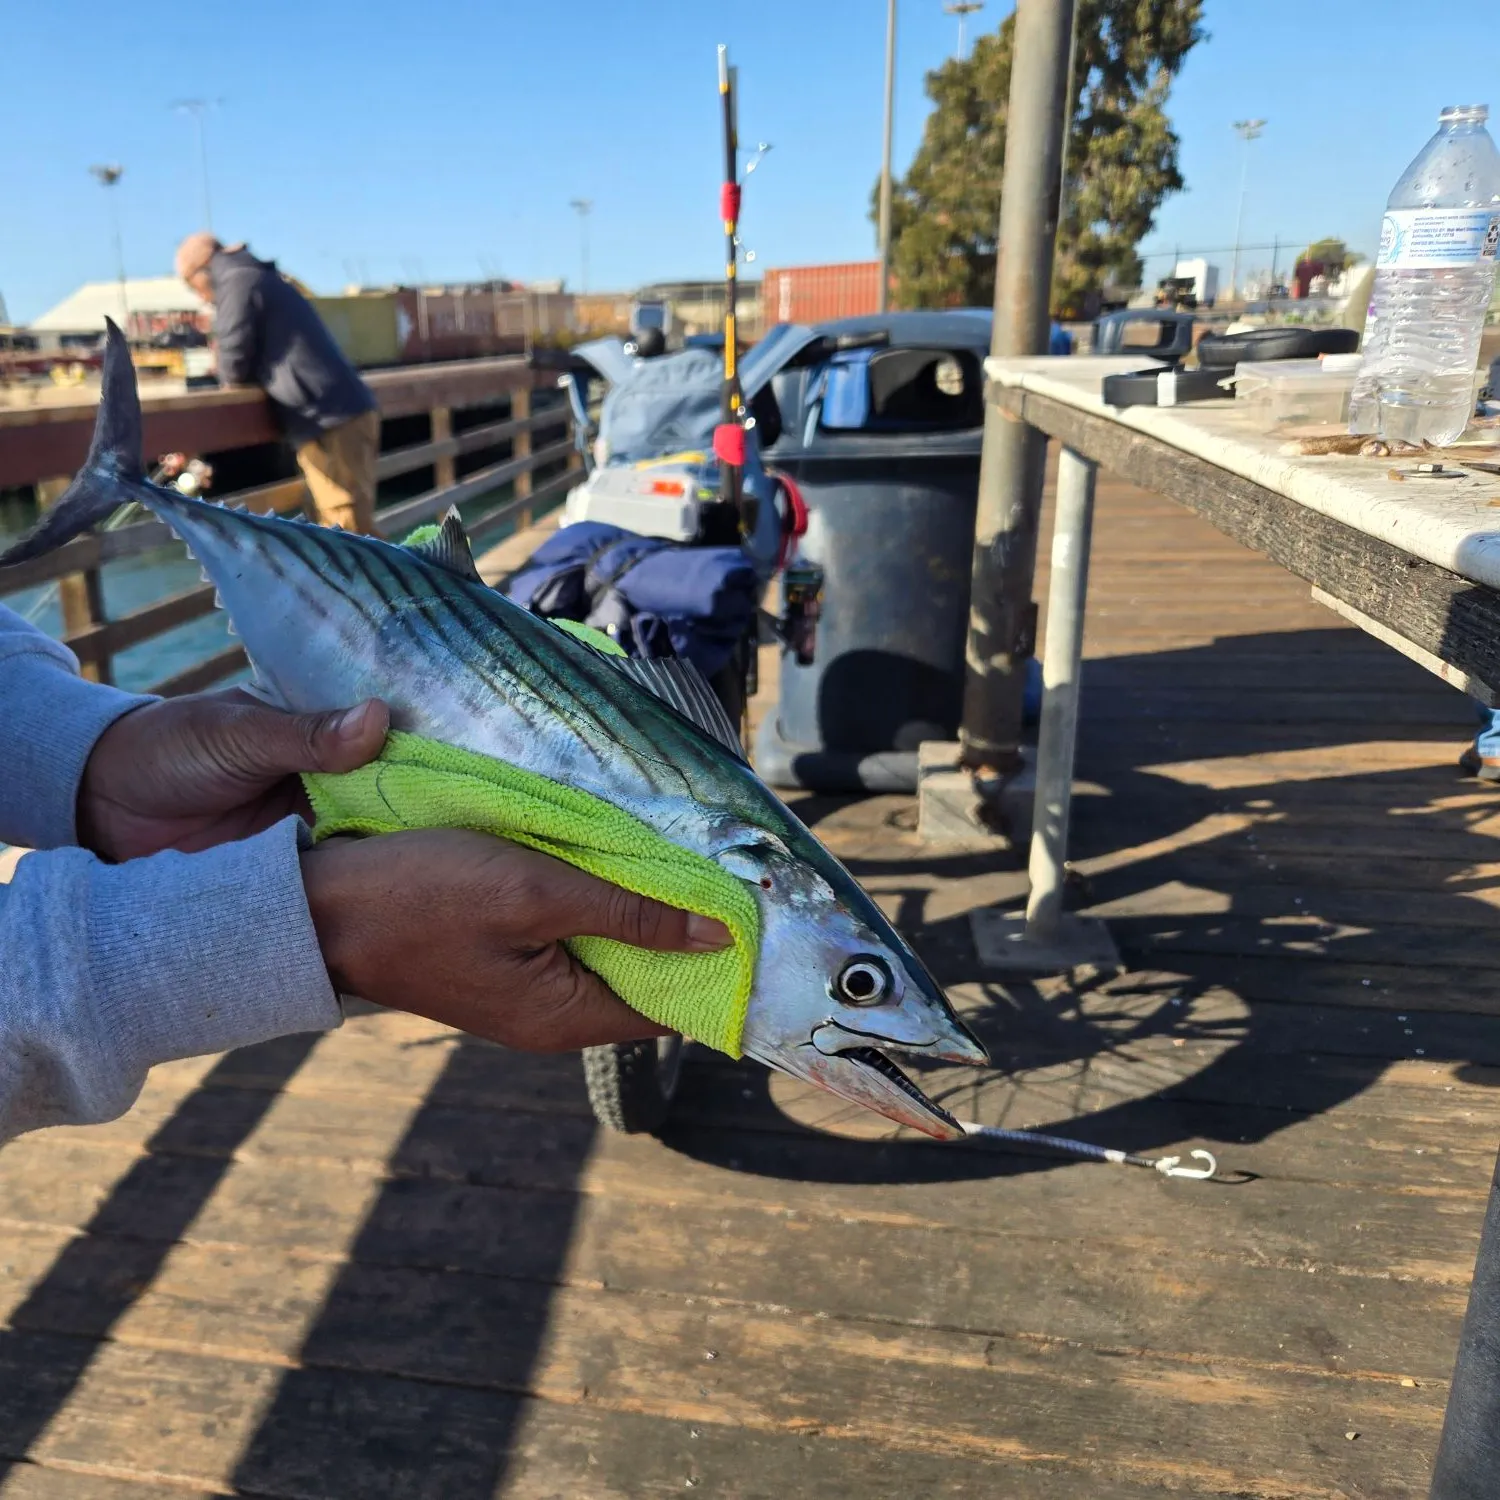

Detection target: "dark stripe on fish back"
[440, 580, 633, 752]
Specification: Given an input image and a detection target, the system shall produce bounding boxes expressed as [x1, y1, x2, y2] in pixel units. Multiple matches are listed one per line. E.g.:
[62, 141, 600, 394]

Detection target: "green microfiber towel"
[301, 718, 758, 1057]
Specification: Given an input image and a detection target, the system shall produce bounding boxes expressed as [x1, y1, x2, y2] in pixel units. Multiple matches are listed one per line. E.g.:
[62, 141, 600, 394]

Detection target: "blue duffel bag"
[506, 521, 757, 679]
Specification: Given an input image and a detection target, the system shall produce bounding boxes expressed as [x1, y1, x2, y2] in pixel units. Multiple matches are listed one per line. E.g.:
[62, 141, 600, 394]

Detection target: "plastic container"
[1349, 105, 1500, 445]
[1235, 357, 1363, 430]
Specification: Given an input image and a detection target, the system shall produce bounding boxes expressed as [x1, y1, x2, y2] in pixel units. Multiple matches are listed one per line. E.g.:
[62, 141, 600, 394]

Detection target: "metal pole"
[1230, 120, 1266, 302]
[108, 191, 128, 330]
[196, 111, 213, 231]
[1055, 2, 1079, 242]
[569, 199, 592, 294]
[877, 0, 896, 314]
[1431, 1151, 1500, 1498]
[173, 100, 217, 231]
[958, 0, 1076, 772]
[945, 1, 984, 60]
[1024, 447, 1095, 939]
[1231, 148, 1248, 300]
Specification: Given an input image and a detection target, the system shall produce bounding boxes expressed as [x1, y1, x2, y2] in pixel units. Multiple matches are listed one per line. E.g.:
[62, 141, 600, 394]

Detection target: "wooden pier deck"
[2, 470, 1498, 1498]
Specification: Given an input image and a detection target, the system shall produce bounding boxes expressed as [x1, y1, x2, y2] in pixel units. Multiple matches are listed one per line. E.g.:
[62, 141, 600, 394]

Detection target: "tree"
[879, 1, 1205, 315]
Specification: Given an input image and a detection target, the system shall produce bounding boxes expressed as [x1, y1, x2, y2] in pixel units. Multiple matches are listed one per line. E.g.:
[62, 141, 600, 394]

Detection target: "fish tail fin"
[0, 319, 145, 565]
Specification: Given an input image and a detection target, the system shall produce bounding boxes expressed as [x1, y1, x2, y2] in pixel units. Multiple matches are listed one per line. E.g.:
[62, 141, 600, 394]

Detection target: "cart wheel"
[582, 1034, 684, 1133]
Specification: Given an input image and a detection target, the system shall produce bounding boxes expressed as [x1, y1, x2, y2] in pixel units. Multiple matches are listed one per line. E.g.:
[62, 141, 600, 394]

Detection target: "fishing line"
[955, 1120, 1219, 1180]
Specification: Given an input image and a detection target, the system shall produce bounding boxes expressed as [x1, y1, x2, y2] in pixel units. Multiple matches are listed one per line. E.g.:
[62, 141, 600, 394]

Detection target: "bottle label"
[1378, 208, 1500, 269]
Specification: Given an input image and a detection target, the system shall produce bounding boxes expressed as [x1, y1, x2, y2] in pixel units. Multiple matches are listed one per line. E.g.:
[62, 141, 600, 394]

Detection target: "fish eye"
[836, 957, 891, 1006]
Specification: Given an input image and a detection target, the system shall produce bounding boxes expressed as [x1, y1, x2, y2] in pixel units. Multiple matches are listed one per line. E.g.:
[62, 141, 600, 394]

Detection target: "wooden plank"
[233, 475, 309, 517]
[511, 386, 533, 518]
[1070, 689, 1469, 725]
[373, 407, 556, 481]
[995, 384, 1500, 689]
[0, 1333, 1218, 1500]
[0, 357, 543, 489]
[36, 477, 108, 683]
[373, 436, 575, 539]
[0, 472, 305, 598]
[362, 355, 544, 420]
[429, 406, 455, 488]
[3, 1090, 1488, 1284]
[47, 989, 1500, 1127]
[0, 1153, 1470, 1382]
[0, 1464, 221, 1499]
[0, 1250, 1453, 1496]
[35, 1031, 1497, 1203]
[145, 645, 247, 698]
[0, 392, 280, 491]
[465, 466, 578, 550]
[64, 583, 217, 669]
[0, 522, 174, 597]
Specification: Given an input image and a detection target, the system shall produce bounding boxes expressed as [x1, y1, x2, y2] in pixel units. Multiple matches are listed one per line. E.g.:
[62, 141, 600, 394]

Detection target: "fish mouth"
[749, 1028, 969, 1141]
[835, 1046, 965, 1140]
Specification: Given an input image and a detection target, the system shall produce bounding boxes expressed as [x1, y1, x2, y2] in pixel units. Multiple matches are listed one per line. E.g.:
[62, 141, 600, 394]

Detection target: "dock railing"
[0, 357, 581, 694]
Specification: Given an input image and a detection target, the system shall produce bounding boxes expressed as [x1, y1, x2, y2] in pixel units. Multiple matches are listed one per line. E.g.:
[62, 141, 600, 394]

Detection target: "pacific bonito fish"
[3, 322, 987, 1137]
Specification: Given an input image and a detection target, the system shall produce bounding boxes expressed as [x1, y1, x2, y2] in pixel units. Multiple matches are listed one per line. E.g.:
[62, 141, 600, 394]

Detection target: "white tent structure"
[30, 277, 206, 333]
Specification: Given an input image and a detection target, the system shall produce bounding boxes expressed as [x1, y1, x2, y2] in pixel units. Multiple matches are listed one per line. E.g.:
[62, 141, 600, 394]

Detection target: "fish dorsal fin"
[613, 655, 747, 762]
[404, 508, 483, 584]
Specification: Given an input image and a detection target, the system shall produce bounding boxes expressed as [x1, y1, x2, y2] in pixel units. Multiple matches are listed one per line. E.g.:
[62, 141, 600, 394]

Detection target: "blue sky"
[0, 0, 1487, 322]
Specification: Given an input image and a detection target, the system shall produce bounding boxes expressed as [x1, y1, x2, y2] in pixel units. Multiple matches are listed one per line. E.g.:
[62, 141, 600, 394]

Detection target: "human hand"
[300, 829, 730, 1051]
[78, 693, 390, 862]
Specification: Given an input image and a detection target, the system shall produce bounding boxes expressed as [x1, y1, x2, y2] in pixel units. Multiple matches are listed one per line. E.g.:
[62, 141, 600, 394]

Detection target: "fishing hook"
[957, 1121, 1220, 1182]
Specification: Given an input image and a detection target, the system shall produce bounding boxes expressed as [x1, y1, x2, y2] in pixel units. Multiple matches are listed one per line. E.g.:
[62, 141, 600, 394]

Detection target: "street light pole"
[569, 198, 592, 294]
[877, 0, 896, 313]
[944, 1, 984, 61]
[1230, 118, 1266, 302]
[173, 99, 220, 231]
[88, 164, 128, 330]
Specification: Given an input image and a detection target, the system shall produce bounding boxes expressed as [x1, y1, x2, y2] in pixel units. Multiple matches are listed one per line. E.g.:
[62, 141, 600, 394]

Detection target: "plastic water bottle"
[1349, 105, 1500, 446]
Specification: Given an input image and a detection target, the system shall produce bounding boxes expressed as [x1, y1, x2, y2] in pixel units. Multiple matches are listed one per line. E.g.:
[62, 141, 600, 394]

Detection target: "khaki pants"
[296, 410, 380, 533]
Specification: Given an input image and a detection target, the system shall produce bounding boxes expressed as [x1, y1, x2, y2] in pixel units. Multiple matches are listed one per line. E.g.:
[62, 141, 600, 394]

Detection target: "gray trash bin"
[755, 311, 992, 793]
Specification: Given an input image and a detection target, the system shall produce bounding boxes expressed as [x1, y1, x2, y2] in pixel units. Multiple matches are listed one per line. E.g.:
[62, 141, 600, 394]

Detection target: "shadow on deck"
[1, 474, 1498, 1498]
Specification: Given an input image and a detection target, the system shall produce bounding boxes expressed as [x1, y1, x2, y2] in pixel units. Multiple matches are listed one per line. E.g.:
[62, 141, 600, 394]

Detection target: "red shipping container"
[762, 261, 882, 325]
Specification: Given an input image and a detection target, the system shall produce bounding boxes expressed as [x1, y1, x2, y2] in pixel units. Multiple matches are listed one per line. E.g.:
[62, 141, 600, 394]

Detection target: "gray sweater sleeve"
[0, 604, 342, 1140]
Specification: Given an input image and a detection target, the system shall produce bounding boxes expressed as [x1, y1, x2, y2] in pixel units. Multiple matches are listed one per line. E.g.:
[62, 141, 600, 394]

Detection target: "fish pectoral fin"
[403, 507, 484, 585]
[612, 656, 748, 761]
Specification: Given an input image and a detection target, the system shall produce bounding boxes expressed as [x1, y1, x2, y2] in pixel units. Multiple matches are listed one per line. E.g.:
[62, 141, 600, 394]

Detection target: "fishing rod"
[714, 44, 750, 541]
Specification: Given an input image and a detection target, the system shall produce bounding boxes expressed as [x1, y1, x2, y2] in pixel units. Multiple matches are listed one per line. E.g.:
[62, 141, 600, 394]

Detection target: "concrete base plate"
[969, 909, 1122, 975]
[916, 741, 1036, 848]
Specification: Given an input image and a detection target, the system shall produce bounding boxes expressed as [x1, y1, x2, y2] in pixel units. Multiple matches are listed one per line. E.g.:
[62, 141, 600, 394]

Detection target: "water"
[1350, 105, 1500, 446]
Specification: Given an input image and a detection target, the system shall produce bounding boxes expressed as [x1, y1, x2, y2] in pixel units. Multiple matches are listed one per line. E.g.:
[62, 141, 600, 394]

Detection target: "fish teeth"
[212, 590, 225, 611]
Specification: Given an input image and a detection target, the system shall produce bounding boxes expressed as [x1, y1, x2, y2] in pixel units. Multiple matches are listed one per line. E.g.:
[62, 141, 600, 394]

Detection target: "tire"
[1196, 326, 1359, 369]
[582, 1035, 684, 1134]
